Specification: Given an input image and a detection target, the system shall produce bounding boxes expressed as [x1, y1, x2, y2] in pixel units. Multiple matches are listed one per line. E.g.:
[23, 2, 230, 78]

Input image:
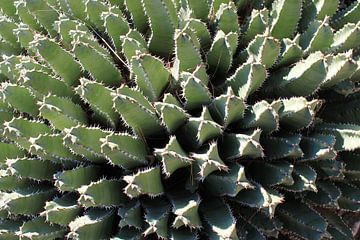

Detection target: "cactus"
[0, 1, 359, 239]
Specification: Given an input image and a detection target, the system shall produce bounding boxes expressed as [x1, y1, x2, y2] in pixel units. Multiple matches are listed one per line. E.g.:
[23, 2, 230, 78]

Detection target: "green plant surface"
[0, 0, 359, 239]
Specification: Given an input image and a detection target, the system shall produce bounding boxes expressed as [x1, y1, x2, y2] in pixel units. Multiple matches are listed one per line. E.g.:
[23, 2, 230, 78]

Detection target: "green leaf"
[248, 161, 294, 186]
[78, 179, 128, 207]
[172, 29, 204, 82]
[340, 152, 360, 181]
[113, 86, 165, 137]
[276, 200, 327, 240]
[62, 126, 108, 162]
[0, 16, 21, 49]
[227, 62, 267, 100]
[314, 122, 360, 151]
[54, 165, 101, 192]
[191, 142, 228, 181]
[101, 10, 130, 52]
[182, 18, 211, 50]
[320, 208, 353, 240]
[277, 97, 321, 131]
[299, 17, 334, 54]
[200, 198, 239, 240]
[300, 133, 337, 161]
[17, 217, 66, 240]
[0, 185, 56, 215]
[169, 191, 201, 229]
[155, 94, 190, 133]
[0, 0, 18, 21]
[269, 0, 302, 39]
[73, 41, 123, 87]
[3, 117, 52, 150]
[266, 51, 327, 97]
[209, 87, 246, 127]
[179, 107, 222, 148]
[154, 136, 192, 177]
[240, 100, 281, 134]
[125, 0, 148, 33]
[242, 8, 269, 44]
[39, 95, 87, 130]
[111, 227, 142, 240]
[75, 78, 117, 128]
[180, 72, 212, 110]
[261, 134, 303, 160]
[220, 129, 264, 160]
[234, 184, 284, 218]
[123, 167, 164, 198]
[142, 0, 175, 57]
[1, 83, 38, 116]
[68, 209, 116, 240]
[53, 17, 91, 50]
[275, 37, 303, 68]
[0, 39, 21, 56]
[305, 180, 341, 206]
[142, 197, 171, 239]
[14, 1, 43, 32]
[281, 164, 317, 192]
[24, 0, 59, 37]
[6, 158, 61, 181]
[118, 200, 143, 229]
[121, 32, 148, 63]
[186, 0, 209, 21]
[130, 53, 170, 101]
[207, 30, 236, 76]
[83, 0, 108, 31]
[22, 70, 75, 100]
[321, 51, 358, 88]
[29, 134, 81, 163]
[215, 2, 239, 34]
[58, 0, 87, 23]
[246, 34, 280, 68]
[31, 36, 82, 86]
[204, 162, 252, 197]
[100, 133, 148, 170]
[237, 207, 283, 238]
[331, 22, 360, 53]
[0, 142, 26, 165]
[332, 0, 360, 29]
[170, 228, 199, 240]
[310, 159, 344, 180]
[209, 0, 231, 16]
[0, 169, 33, 192]
[41, 193, 81, 226]
[299, 0, 339, 31]
[335, 182, 360, 211]
[320, 92, 360, 125]
[0, 219, 22, 240]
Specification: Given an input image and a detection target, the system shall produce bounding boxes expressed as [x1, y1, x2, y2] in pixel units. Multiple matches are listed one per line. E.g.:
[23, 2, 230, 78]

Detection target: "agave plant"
[0, 0, 360, 239]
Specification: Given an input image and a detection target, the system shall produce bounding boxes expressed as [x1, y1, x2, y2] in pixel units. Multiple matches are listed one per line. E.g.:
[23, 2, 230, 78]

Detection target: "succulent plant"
[0, 0, 360, 239]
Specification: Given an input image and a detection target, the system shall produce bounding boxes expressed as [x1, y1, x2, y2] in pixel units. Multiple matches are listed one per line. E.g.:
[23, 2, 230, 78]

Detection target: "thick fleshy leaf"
[77, 179, 128, 207]
[269, 0, 302, 39]
[41, 193, 81, 226]
[200, 198, 239, 240]
[276, 200, 327, 240]
[123, 167, 164, 198]
[68, 209, 116, 240]
[17, 217, 66, 240]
